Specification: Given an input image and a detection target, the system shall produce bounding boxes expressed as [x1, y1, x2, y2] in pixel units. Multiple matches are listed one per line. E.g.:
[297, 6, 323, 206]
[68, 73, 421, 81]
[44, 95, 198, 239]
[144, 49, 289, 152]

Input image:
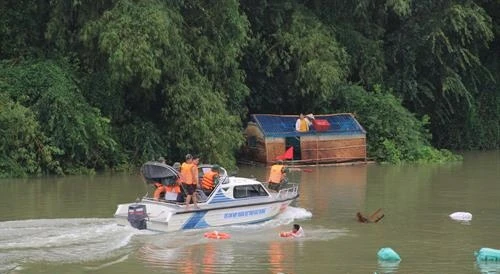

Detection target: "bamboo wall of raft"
[243, 125, 367, 164]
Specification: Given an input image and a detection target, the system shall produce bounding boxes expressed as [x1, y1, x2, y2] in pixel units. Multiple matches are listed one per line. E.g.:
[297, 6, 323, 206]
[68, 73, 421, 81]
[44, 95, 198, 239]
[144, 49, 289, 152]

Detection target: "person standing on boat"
[268, 160, 288, 191]
[193, 155, 200, 185]
[295, 113, 311, 132]
[181, 154, 199, 209]
[201, 165, 220, 196]
[193, 155, 202, 202]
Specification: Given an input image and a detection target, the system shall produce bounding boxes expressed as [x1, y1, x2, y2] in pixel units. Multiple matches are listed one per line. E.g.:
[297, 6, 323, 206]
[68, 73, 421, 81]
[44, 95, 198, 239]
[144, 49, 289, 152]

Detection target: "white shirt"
[295, 118, 311, 131]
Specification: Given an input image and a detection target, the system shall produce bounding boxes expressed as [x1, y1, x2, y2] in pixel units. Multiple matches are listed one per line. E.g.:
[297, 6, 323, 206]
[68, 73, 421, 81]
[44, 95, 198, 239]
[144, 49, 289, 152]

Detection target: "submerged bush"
[334, 85, 461, 163]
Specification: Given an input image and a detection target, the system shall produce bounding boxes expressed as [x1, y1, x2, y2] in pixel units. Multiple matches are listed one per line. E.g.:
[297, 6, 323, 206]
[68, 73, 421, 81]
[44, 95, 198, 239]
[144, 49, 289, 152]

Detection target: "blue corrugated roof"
[252, 114, 366, 137]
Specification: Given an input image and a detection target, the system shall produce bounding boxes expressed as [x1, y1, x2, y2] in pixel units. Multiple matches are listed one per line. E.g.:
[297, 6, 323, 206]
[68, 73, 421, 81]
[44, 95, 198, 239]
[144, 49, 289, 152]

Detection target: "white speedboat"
[114, 162, 299, 232]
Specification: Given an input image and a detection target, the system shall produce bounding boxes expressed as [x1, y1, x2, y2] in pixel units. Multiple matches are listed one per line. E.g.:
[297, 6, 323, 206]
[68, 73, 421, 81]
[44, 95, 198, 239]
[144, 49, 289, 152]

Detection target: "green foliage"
[386, 1, 493, 119]
[0, 0, 51, 58]
[82, 0, 181, 88]
[160, 74, 244, 170]
[432, 87, 500, 149]
[243, 3, 349, 113]
[0, 60, 121, 173]
[181, 0, 250, 117]
[334, 85, 461, 163]
[2, 0, 500, 177]
[281, 9, 349, 104]
[81, 0, 247, 168]
[114, 118, 168, 165]
[0, 93, 62, 177]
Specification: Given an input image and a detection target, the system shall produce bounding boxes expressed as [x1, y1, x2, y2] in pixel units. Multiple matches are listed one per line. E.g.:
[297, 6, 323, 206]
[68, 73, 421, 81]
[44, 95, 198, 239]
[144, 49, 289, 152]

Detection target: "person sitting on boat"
[181, 154, 199, 209]
[160, 161, 182, 201]
[268, 160, 288, 191]
[280, 224, 305, 238]
[153, 179, 166, 201]
[151, 156, 168, 200]
[201, 165, 220, 196]
[295, 113, 311, 132]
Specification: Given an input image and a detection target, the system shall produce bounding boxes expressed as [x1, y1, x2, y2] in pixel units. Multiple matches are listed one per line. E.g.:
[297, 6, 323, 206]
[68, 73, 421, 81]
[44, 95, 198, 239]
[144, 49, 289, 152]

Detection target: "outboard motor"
[127, 204, 147, 230]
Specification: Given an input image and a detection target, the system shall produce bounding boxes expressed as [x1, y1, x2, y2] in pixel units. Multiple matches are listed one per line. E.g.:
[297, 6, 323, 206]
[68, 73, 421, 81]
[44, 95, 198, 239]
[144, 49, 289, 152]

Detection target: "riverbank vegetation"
[1, 0, 498, 177]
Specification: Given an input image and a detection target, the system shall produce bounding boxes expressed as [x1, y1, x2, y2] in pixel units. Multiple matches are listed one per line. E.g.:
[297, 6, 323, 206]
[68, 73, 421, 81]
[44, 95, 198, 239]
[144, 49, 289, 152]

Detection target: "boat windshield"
[233, 184, 269, 198]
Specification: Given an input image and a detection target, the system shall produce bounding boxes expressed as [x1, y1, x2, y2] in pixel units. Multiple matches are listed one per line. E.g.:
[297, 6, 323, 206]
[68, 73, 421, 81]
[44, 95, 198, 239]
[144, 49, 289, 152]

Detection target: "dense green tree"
[81, 0, 247, 168]
[0, 0, 51, 58]
[0, 0, 498, 176]
[242, 2, 349, 113]
[304, 0, 499, 150]
[0, 60, 120, 173]
[334, 85, 459, 163]
[181, 0, 250, 117]
[0, 93, 61, 177]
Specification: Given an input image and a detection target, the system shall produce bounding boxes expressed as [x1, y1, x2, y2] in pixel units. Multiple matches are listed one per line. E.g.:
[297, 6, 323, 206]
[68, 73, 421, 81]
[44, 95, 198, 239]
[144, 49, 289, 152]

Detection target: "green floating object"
[475, 248, 500, 262]
[377, 247, 401, 261]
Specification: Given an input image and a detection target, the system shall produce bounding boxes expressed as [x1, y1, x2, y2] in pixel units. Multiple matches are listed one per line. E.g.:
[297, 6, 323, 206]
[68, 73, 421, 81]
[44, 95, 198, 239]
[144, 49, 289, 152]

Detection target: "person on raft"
[280, 224, 305, 238]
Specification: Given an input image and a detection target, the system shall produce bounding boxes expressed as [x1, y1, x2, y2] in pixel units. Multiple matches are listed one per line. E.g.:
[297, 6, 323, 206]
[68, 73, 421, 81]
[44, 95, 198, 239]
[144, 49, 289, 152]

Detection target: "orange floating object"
[204, 231, 231, 240]
[280, 231, 293, 238]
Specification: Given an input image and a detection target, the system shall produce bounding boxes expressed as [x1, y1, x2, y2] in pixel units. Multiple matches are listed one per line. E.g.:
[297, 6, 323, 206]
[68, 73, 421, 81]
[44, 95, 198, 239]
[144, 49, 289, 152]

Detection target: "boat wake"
[139, 206, 344, 247]
[135, 206, 346, 271]
[0, 218, 142, 273]
[0, 207, 343, 272]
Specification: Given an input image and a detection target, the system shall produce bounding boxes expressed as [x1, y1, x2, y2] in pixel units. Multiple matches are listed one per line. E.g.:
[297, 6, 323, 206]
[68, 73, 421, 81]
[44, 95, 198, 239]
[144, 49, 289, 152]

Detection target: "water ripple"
[0, 218, 139, 273]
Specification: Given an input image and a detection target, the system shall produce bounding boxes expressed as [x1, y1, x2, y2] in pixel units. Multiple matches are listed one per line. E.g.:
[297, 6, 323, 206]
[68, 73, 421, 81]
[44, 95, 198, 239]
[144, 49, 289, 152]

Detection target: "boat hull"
[115, 198, 295, 232]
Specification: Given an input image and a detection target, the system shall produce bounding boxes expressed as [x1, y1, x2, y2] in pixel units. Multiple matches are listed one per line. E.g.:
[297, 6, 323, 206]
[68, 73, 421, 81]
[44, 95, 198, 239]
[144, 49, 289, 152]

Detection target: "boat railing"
[219, 173, 230, 185]
[276, 183, 298, 199]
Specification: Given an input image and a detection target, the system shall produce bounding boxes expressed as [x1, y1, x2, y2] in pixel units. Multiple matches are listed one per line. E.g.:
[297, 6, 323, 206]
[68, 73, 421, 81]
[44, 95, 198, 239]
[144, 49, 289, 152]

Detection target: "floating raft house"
[242, 113, 367, 164]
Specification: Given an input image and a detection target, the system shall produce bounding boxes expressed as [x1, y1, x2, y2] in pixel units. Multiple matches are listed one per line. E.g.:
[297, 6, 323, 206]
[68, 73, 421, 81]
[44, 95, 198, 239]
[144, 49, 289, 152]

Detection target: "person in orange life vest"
[295, 113, 311, 132]
[170, 162, 186, 202]
[201, 165, 220, 196]
[280, 224, 305, 238]
[181, 154, 199, 209]
[193, 155, 200, 186]
[153, 156, 167, 200]
[268, 160, 288, 191]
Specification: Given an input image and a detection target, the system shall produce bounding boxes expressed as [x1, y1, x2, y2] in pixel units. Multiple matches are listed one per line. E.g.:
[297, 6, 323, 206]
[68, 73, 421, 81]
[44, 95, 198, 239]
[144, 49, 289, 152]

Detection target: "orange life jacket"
[165, 184, 180, 193]
[202, 171, 218, 190]
[193, 164, 199, 185]
[181, 162, 194, 185]
[268, 164, 284, 184]
[153, 185, 166, 199]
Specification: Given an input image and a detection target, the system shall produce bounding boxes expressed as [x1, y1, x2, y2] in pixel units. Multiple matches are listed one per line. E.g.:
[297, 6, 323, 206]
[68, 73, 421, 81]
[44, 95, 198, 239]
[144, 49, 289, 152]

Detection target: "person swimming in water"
[280, 224, 305, 238]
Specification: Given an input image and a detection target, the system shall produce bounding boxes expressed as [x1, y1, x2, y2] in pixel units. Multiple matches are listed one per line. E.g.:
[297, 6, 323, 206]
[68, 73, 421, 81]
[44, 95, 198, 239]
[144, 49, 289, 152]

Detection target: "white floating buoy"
[449, 212, 472, 221]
